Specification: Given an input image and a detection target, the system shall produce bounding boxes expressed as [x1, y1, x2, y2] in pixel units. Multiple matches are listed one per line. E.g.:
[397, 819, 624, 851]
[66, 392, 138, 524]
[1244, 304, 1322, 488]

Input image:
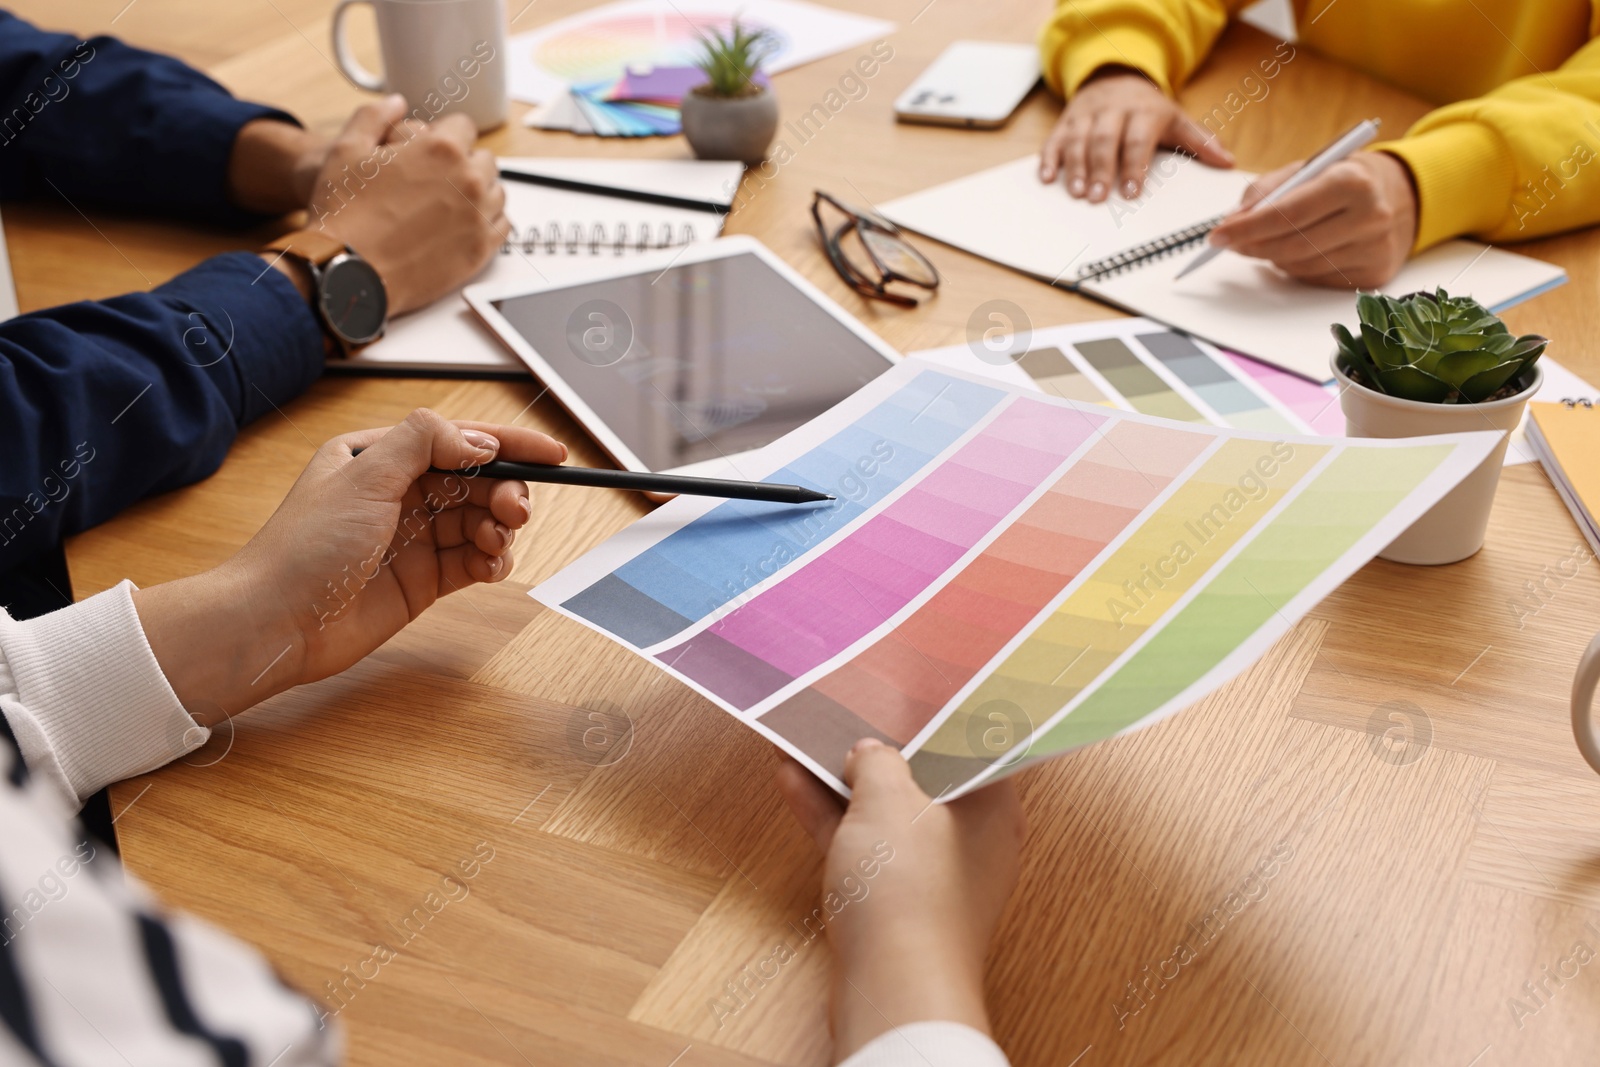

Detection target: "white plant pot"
[1332, 354, 1541, 566]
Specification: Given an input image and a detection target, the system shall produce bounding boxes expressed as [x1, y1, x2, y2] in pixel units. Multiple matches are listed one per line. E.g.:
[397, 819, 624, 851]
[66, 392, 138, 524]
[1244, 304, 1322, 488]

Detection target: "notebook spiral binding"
[1562, 398, 1596, 408]
[501, 220, 698, 257]
[1073, 213, 1228, 283]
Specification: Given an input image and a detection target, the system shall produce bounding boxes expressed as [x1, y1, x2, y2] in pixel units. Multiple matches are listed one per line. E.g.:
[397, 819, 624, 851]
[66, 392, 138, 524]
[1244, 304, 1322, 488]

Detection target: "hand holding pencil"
[1186, 118, 1420, 289]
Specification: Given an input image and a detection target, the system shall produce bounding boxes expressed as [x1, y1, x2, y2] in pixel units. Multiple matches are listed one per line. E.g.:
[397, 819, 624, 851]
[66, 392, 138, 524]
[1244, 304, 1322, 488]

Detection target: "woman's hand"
[134, 408, 566, 726]
[1040, 67, 1233, 201]
[1204, 151, 1418, 288]
[778, 740, 1026, 1061]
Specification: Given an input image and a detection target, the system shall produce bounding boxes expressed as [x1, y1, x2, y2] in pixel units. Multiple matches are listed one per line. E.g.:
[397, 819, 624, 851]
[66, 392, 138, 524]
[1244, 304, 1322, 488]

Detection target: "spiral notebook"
[1526, 399, 1600, 557]
[880, 153, 1567, 382]
[336, 157, 743, 376]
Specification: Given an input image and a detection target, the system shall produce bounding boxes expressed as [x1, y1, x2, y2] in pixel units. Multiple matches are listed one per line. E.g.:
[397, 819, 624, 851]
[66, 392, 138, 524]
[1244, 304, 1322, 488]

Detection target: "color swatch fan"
[532, 359, 1500, 800]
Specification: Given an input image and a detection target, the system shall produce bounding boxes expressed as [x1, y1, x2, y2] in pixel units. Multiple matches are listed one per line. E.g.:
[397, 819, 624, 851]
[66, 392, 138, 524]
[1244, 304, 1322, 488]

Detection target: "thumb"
[1168, 114, 1234, 168]
[339, 93, 408, 148]
[349, 408, 499, 495]
[842, 738, 925, 813]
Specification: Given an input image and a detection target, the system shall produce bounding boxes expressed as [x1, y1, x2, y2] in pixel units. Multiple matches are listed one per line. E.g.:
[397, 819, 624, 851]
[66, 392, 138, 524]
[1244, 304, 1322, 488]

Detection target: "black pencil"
[496, 168, 730, 215]
[430, 459, 833, 504]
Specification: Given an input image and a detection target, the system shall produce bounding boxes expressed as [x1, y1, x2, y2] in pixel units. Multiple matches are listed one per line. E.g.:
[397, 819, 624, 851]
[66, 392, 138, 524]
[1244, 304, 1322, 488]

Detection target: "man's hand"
[778, 740, 1026, 1061]
[1040, 67, 1233, 201]
[227, 118, 332, 216]
[1204, 151, 1418, 288]
[309, 96, 510, 316]
[133, 409, 566, 727]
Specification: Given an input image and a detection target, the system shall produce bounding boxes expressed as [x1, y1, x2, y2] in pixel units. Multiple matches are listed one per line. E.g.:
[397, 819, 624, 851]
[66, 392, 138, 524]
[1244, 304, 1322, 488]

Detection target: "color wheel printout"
[532, 359, 1500, 799]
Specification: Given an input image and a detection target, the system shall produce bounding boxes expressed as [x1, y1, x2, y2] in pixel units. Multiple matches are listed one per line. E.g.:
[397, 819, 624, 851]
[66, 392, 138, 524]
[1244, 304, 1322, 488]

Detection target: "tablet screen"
[489, 251, 895, 470]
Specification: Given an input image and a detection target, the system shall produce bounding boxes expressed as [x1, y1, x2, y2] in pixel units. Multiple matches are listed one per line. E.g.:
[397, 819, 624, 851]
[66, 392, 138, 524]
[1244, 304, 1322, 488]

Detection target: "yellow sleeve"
[1038, 0, 1253, 98]
[1379, 36, 1600, 250]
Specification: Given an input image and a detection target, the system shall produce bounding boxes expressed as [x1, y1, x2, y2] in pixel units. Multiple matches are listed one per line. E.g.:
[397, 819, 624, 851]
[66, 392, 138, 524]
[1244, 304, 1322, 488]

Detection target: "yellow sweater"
[1041, 0, 1600, 250]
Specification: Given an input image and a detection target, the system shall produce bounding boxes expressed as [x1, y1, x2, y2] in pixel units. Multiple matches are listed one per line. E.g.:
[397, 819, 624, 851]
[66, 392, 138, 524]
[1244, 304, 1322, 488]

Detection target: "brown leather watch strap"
[264, 228, 348, 266]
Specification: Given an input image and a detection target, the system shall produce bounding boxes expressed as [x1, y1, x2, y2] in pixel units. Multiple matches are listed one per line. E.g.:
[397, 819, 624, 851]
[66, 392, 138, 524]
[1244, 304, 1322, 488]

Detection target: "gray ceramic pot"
[681, 86, 779, 163]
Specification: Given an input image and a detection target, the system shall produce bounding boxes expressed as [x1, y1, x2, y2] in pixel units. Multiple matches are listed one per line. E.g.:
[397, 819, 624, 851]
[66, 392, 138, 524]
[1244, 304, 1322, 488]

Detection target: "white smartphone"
[894, 41, 1041, 129]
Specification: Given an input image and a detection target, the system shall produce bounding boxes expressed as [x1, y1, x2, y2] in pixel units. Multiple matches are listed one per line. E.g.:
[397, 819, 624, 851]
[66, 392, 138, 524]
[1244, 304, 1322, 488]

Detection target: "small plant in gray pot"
[681, 20, 778, 164]
[1331, 288, 1547, 565]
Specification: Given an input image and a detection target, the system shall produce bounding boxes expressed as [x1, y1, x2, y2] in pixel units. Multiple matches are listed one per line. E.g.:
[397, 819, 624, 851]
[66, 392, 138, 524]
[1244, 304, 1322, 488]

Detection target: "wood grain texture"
[20, 1, 1600, 1063]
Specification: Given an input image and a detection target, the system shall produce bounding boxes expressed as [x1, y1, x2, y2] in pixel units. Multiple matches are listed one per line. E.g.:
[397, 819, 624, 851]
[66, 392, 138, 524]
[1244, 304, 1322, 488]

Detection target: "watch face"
[318, 254, 388, 344]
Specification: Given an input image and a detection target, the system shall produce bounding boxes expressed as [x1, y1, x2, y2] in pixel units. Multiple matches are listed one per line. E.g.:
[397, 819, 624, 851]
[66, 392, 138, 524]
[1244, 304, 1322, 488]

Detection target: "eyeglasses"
[811, 191, 940, 308]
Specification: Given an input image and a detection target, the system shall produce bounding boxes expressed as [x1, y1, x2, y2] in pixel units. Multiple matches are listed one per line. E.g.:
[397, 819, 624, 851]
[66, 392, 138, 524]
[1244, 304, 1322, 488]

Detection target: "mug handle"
[331, 0, 386, 92]
[1573, 631, 1600, 775]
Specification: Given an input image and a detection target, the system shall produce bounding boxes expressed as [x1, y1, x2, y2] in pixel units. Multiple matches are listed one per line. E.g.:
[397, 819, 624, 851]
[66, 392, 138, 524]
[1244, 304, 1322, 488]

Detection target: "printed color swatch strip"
[559, 373, 1005, 647]
[657, 397, 1108, 709]
[906, 437, 1327, 792]
[760, 419, 1213, 776]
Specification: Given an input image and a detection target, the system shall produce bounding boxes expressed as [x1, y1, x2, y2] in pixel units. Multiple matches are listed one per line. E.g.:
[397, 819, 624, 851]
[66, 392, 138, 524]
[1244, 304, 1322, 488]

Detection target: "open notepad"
[880, 154, 1567, 381]
[335, 157, 743, 376]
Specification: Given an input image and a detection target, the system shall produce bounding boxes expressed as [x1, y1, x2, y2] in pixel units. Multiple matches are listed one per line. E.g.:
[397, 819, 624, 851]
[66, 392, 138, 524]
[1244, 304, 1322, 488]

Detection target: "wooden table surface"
[20, 1, 1600, 1064]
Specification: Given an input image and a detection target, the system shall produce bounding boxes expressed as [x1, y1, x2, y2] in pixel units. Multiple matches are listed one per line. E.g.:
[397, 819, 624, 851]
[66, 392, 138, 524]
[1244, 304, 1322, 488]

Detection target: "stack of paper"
[1526, 400, 1600, 555]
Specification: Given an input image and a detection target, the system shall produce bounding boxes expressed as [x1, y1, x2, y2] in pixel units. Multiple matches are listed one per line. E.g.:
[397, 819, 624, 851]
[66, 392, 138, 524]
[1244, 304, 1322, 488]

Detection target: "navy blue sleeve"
[0, 252, 325, 571]
[0, 11, 299, 226]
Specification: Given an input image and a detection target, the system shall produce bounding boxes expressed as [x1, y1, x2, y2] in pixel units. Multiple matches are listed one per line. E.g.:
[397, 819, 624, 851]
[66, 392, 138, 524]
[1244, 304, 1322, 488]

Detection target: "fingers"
[453, 420, 567, 465]
[1167, 113, 1234, 168]
[1038, 110, 1074, 184]
[843, 738, 925, 811]
[485, 180, 507, 221]
[431, 111, 479, 151]
[1119, 110, 1163, 199]
[469, 147, 498, 188]
[1083, 108, 1126, 202]
[434, 542, 511, 592]
[433, 504, 516, 556]
[777, 756, 846, 852]
[418, 471, 531, 526]
[339, 93, 409, 149]
[1235, 161, 1299, 212]
[1210, 167, 1345, 252]
[347, 408, 499, 496]
[1059, 113, 1092, 196]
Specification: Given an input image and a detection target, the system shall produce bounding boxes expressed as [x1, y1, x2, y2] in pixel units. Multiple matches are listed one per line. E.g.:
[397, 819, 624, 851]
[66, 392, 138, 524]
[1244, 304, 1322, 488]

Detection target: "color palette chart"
[912, 318, 1314, 436]
[532, 360, 1499, 798]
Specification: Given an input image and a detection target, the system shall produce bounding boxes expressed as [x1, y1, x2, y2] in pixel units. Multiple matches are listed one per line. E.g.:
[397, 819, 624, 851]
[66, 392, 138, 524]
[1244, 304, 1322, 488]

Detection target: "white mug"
[1575, 632, 1600, 776]
[332, 0, 508, 132]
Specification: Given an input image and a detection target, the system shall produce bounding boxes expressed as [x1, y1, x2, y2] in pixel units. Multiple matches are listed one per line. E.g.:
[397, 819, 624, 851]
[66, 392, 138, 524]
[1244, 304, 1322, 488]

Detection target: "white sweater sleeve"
[0, 584, 340, 1065]
[0, 579, 209, 808]
[838, 1022, 1011, 1067]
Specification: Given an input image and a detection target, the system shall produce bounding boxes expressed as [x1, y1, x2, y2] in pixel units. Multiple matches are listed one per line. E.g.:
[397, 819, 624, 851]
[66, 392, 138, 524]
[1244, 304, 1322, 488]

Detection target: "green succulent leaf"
[1331, 322, 1385, 391]
[1374, 365, 1454, 404]
[1360, 321, 1406, 369]
[1505, 334, 1549, 362]
[694, 19, 774, 96]
[1434, 350, 1511, 390]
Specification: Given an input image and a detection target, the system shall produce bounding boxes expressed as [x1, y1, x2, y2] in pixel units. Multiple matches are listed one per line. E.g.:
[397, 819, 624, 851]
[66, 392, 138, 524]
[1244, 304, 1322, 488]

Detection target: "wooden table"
[19, 2, 1600, 1063]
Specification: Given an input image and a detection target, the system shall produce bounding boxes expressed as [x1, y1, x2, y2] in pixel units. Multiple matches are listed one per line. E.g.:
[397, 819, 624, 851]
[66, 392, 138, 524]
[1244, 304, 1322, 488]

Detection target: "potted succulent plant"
[1331, 289, 1547, 565]
[680, 20, 778, 164]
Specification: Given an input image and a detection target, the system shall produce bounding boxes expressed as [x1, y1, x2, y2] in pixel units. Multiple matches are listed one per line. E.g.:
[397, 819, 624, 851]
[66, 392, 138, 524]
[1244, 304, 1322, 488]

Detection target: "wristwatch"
[264, 230, 388, 356]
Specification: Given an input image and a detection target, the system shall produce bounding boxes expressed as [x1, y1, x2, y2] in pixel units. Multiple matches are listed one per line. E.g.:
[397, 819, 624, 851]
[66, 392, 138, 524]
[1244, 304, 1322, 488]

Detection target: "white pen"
[1174, 118, 1382, 280]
